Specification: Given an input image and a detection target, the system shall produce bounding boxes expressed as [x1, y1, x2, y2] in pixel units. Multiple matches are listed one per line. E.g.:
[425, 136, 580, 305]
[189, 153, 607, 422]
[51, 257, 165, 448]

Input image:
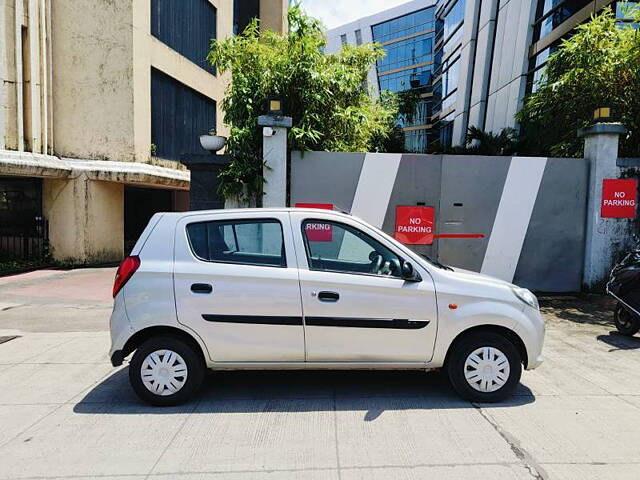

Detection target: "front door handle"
[318, 291, 339, 302]
[191, 283, 213, 294]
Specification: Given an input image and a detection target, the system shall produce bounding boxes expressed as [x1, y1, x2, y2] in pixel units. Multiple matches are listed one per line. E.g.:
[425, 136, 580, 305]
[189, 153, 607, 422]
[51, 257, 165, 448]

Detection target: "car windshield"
[362, 221, 453, 271]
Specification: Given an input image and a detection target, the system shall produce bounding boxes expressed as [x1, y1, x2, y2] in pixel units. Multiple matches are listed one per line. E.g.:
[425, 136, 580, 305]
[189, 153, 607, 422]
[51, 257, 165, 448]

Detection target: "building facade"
[327, 0, 634, 151]
[325, 0, 438, 153]
[0, 0, 287, 263]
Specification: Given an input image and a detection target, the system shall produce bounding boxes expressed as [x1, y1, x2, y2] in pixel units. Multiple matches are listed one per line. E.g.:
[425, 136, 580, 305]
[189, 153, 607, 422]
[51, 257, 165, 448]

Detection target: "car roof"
[160, 208, 353, 218]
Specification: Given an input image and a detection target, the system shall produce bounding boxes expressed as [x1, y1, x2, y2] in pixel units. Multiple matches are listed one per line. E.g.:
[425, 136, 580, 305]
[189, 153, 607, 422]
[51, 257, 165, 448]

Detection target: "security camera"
[263, 127, 276, 137]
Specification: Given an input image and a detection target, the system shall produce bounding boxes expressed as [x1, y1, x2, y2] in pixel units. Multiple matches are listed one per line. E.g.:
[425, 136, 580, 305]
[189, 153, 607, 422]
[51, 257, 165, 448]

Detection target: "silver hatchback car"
[110, 208, 544, 405]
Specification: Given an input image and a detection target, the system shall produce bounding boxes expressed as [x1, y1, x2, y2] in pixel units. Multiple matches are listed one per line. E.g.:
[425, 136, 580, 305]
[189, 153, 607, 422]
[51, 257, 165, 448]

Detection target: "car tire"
[614, 303, 640, 337]
[129, 336, 205, 406]
[447, 332, 522, 403]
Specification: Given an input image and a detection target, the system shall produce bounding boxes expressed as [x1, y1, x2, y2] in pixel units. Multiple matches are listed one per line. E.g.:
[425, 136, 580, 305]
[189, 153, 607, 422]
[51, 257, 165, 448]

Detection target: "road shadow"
[74, 368, 535, 419]
[597, 331, 640, 352]
[539, 294, 615, 327]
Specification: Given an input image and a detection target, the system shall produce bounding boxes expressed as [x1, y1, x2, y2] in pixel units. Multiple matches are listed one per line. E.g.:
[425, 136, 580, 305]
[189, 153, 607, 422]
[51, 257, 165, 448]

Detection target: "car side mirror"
[401, 261, 421, 282]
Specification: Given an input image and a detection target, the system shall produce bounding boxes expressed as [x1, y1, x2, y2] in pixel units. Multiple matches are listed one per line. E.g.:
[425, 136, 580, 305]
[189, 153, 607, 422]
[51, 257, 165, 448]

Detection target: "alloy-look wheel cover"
[463, 346, 510, 393]
[140, 349, 188, 396]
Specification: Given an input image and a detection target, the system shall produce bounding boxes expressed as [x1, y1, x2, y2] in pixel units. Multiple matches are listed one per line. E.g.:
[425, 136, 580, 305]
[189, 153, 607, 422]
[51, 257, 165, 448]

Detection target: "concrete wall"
[1, 0, 52, 154]
[51, 0, 136, 162]
[43, 176, 124, 263]
[292, 151, 589, 292]
[260, 0, 288, 33]
[51, 0, 233, 166]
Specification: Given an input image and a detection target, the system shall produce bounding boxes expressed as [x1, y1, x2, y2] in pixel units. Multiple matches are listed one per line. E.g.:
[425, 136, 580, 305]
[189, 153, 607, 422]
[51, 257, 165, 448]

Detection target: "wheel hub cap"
[464, 346, 510, 393]
[141, 349, 188, 396]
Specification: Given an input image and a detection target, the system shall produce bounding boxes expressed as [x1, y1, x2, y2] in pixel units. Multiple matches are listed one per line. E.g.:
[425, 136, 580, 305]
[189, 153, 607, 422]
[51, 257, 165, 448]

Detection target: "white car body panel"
[289, 211, 438, 363]
[173, 210, 304, 362]
[109, 208, 545, 372]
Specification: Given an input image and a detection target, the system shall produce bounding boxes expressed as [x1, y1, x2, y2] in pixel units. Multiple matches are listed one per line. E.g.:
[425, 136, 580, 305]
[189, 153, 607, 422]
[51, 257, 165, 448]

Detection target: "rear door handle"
[318, 291, 339, 302]
[191, 283, 213, 294]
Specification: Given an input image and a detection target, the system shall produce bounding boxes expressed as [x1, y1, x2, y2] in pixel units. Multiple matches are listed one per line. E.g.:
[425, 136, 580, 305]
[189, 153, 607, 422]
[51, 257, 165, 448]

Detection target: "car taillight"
[113, 255, 140, 298]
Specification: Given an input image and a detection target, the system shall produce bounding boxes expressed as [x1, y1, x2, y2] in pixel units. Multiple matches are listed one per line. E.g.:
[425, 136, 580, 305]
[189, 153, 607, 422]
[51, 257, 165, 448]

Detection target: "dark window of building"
[151, 0, 216, 74]
[0, 177, 42, 236]
[234, 0, 260, 35]
[151, 68, 217, 162]
[340, 33, 348, 45]
[532, 0, 591, 42]
[355, 29, 363, 45]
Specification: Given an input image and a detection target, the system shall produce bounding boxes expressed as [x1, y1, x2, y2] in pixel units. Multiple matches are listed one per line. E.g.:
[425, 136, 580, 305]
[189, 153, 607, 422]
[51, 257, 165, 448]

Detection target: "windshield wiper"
[419, 253, 454, 271]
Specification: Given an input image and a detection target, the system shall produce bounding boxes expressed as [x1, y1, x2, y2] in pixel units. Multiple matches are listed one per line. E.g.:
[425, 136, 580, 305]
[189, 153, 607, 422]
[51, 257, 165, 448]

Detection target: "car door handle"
[318, 291, 339, 302]
[191, 283, 213, 294]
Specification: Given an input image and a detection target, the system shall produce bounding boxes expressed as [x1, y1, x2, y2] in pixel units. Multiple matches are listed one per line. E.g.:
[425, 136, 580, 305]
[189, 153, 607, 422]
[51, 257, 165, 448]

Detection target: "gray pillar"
[180, 154, 231, 211]
[578, 123, 628, 290]
[258, 115, 292, 208]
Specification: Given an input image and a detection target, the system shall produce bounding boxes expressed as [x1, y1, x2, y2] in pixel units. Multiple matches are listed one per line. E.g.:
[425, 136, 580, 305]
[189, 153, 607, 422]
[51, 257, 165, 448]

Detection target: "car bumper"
[109, 293, 132, 366]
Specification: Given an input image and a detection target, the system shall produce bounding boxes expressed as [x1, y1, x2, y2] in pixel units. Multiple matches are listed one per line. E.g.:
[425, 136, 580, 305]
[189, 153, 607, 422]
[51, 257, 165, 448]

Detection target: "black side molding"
[305, 317, 429, 329]
[202, 314, 303, 325]
[201, 315, 430, 329]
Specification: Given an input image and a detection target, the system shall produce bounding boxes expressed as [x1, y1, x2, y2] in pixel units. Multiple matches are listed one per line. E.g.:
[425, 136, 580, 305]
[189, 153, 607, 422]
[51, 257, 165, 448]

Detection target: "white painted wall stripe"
[481, 157, 548, 282]
[350, 153, 403, 228]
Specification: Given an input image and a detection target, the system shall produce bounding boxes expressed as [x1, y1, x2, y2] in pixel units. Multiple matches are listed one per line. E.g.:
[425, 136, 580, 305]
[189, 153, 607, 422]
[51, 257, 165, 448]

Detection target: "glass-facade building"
[432, 0, 465, 148]
[371, 7, 436, 153]
[527, 0, 638, 94]
[328, 0, 633, 151]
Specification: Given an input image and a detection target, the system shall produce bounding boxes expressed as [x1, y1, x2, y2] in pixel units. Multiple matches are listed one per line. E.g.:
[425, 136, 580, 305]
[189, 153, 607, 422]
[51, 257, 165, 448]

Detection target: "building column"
[43, 175, 124, 263]
[579, 123, 628, 291]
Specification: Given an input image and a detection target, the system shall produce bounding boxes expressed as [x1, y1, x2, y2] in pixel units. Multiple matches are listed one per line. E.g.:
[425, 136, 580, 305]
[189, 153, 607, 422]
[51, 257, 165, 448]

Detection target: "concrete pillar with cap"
[578, 107, 629, 291]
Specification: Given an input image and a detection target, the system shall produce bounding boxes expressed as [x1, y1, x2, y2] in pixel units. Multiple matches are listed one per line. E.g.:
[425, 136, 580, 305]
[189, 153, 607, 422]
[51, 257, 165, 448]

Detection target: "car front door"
[174, 211, 304, 363]
[290, 212, 438, 363]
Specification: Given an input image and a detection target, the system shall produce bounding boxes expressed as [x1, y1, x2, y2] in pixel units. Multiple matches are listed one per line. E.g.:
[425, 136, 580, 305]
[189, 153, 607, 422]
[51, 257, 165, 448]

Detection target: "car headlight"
[512, 287, 539, 309]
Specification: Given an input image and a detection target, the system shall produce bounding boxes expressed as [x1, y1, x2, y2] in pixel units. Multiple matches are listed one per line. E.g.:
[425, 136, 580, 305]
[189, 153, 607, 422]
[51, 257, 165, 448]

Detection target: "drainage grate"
[0, 336, 20, 345]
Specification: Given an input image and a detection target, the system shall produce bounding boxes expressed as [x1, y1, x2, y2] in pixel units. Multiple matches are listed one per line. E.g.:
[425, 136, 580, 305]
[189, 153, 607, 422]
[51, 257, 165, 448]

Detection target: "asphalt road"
[0, 268, 639, 479]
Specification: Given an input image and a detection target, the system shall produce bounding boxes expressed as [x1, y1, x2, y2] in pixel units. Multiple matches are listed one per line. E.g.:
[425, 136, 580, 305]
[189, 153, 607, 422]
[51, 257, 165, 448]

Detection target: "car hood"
[448, 266, 517, 289]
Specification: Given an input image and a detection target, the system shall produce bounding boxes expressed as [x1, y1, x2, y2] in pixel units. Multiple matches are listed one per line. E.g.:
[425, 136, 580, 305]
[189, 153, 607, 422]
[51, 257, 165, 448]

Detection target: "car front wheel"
[447, 332, 522, 403]
[129, 336, 205, 406]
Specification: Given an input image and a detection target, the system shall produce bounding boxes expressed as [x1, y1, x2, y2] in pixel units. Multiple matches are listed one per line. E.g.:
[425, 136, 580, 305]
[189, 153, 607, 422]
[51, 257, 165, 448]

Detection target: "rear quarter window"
[186, 218, 286, 267]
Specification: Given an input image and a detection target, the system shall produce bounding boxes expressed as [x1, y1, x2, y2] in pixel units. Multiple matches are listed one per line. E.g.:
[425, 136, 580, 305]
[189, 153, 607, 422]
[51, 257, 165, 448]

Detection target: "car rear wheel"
[614, 303, 640, 336]
[129, 336, 205, 406]
[447, 332, 522, 403]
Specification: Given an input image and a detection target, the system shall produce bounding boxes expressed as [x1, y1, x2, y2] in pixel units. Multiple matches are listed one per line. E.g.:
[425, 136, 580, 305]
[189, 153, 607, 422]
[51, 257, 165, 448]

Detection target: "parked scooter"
[607, 240, 640, 336]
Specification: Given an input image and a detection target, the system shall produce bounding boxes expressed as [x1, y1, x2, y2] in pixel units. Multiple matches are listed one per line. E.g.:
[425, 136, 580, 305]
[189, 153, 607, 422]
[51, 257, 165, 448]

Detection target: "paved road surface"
[0, 268, 639, 479]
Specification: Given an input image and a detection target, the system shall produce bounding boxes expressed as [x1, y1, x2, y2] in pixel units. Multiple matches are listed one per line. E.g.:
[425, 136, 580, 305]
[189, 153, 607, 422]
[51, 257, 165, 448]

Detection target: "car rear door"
[174, 211, 304, 363]
[290, 211, 438, 363]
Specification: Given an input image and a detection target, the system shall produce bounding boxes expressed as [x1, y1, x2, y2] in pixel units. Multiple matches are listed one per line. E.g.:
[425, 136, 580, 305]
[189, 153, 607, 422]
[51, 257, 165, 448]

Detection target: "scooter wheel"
[614, 303, 640, 336]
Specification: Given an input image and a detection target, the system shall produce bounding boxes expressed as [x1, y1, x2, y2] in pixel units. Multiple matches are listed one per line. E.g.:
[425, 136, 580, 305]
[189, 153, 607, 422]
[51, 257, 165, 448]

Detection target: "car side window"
[186, 219, 286, 267]
[301, 220, 402, 277]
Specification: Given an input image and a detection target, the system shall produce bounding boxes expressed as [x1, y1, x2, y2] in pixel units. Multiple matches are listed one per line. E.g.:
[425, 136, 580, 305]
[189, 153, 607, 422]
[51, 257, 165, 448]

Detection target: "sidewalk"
[0, 268, 639, 479]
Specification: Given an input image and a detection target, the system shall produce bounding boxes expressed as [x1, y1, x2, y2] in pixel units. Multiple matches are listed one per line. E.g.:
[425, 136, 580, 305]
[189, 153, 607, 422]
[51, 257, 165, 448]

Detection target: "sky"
[299, 0, 411, 29]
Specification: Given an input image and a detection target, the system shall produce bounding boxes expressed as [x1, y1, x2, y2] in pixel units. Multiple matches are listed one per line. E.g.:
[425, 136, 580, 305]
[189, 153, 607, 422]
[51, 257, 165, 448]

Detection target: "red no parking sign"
[601, 179, 637, 218]
[394, 206, 435, 245]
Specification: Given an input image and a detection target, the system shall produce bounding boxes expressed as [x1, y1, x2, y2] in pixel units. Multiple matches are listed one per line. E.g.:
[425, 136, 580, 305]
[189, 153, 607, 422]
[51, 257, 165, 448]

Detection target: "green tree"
[516, 6, 640, 157]
[208, 5, 398, 201]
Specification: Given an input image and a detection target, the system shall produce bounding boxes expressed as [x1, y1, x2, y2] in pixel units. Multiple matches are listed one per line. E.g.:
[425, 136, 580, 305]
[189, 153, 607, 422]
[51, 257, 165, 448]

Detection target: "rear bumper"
[109, 292, 132, 367]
